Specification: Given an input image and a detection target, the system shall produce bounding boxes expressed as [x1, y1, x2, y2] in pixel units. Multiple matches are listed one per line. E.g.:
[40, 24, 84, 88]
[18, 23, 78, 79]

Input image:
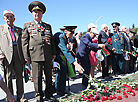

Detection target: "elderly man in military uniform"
[110, 22, 127, 76]
[22, 1, 56, 101]
[53, 26, 84, 96]
[0, 10, 27, 102]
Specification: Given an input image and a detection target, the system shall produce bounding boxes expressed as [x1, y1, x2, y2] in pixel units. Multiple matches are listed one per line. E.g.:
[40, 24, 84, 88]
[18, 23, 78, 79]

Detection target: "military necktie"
[9, 26, 15, 42]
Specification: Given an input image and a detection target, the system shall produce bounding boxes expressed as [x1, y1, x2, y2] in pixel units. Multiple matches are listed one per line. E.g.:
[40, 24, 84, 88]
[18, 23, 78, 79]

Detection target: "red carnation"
[125, 84, 129, 87]
[103, 90, 107, 93]
[110, 41, 112, 45]
[106, 87, 109, 90]
[123, 91, 126, 95]
[130, 52, 132, 55]
[95, 101, 100, 102]
[122, 88, 126, 90]
[109, 95, 113, 100]
[107, 38, 111, 43]
[104, 96, 108, 100]
[127, 87, 132, 92]
[124, 94, 128, 98]
[134, 87, 138, 91]
[116, 90, 121, 93]
[113, 94, 116, 99]
[132, 92, 135, 96]
[117, 96, 122, 100]
[100, 96, 105, 101]
[122, 84, 126, 87]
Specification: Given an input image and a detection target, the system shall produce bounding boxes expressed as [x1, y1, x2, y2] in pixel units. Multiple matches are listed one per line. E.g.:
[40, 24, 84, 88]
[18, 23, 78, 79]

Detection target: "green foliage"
[82, 31, 87, 36]
[132, 28, 138, 34]
[132, 24, 135, 29]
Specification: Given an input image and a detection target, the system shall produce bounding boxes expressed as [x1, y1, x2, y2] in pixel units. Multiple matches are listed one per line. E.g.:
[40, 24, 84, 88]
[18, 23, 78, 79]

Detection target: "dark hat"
[64, 26, 77, 33]
[129, 30, 136, 34]
[59, 27, 65, 31]
[111, 22, 120, 27]
[28, 1, 46, 14]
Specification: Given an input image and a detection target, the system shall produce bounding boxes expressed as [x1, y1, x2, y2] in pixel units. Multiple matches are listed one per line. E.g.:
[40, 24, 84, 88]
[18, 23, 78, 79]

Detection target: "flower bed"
[58, 73, 138, 102]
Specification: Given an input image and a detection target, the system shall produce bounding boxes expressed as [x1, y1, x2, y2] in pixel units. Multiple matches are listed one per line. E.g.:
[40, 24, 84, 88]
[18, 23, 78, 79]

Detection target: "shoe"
[69, 77, 75, 81]
[112, 74, 118, 77]
[17, 98, 28, 102]
[102, 76, 109, 79]
[45, 96, 57, 101]
[35, 93, 44, 102]
[36, 99, 43, 102]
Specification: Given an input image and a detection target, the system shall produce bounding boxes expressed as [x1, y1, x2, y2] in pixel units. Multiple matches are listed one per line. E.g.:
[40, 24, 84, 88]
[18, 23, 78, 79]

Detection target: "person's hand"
[112, 47, 116, 53]
[0, 54, 5, 61]
[25, 58, 30, 64]
[67, 44, 71, 50]
[73, 61, 84, 74]
[98, 44, 105, 49]
[52, 55, 56, 61]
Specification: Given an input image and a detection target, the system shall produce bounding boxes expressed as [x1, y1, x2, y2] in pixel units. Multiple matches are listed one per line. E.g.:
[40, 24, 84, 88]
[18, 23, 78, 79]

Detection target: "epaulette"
[44, 22, 51, 26]
[24, 21, 32, 24]
[45, 22, 49, 24]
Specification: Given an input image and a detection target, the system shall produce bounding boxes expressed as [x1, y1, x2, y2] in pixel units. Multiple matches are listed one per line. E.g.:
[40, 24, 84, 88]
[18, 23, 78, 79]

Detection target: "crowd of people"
[0, 1, 138, 102]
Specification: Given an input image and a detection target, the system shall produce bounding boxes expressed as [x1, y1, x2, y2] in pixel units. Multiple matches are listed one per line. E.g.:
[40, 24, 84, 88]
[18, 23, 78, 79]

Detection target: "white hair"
[121, 26, 126, 31]
[77, 31, 82, 34]
[101, 24, 108, 30]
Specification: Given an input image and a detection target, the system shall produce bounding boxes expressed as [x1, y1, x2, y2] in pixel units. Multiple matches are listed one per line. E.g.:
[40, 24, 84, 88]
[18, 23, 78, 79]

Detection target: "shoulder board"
[24, 21, 32, 25]
[45, 22, 50, 24]
[44, 22, 51, 26]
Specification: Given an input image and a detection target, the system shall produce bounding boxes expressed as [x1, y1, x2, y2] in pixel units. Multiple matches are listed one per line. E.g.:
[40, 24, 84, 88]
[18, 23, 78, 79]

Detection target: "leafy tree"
[132, 28, 138, 34]
[82, 31, 87, 36]
[132, 24, 135, 29]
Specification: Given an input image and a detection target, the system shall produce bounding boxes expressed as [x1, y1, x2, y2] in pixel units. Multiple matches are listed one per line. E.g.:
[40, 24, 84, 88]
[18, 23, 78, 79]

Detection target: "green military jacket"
[22, 20, 56, 61]
[111, 31, 127, 54]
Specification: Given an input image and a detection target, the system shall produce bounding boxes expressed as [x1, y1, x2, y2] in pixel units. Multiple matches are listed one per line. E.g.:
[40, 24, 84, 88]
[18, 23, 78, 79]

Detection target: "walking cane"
[66, 50, 77, 91]
[66, 58, 70, 91]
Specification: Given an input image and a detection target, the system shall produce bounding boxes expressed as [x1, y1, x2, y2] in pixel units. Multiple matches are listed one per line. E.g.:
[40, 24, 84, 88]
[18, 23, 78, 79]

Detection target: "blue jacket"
[53, 31, 75, 64]
[111, 31, 127, 54]
[77, 33, 98, 57]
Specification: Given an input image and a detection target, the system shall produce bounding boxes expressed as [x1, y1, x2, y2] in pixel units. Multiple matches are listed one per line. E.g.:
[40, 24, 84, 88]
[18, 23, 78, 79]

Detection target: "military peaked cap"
[64, 26, 77, 33]
[28, 1, 46, 14]
[111, 22, 120, 27]
[129, 30, 136, 34]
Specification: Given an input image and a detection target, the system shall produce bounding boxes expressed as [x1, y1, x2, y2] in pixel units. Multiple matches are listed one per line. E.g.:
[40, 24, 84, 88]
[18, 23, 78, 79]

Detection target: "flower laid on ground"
[58, 73, 138, 102]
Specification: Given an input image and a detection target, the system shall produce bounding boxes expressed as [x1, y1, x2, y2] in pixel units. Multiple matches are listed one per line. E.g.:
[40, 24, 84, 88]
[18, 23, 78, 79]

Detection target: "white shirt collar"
[34, 20, 42, 25]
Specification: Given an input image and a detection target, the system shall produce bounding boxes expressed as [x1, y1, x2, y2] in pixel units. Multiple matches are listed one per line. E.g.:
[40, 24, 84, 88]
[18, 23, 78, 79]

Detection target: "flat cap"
[3, 10, 14, 16]
[28, 1, 46, 14]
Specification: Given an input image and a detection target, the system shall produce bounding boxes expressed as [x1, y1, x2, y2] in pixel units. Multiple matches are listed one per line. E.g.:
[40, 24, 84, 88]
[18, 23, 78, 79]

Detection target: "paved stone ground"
[0, 69, 138, 102]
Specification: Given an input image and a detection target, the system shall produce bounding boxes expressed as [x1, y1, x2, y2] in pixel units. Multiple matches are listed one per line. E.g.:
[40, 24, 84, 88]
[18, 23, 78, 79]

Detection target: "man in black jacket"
[98, 24, 116, 78]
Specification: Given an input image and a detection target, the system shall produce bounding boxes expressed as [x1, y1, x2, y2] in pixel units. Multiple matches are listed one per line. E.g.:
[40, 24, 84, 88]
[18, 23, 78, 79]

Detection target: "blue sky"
[0, 0, 138, 34]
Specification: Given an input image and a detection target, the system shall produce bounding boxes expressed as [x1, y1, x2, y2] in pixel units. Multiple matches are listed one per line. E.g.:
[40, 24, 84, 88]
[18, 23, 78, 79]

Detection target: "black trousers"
[101, 56, 109, 78]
